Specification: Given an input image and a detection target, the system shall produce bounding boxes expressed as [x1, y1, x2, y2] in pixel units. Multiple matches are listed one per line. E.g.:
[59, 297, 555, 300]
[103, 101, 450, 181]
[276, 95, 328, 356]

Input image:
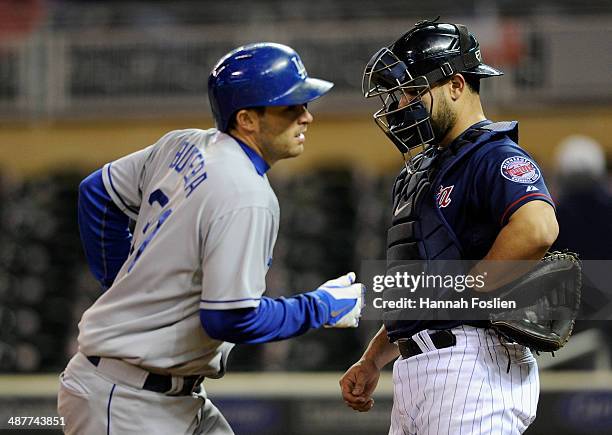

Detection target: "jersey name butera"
[169, 140, 208, 197]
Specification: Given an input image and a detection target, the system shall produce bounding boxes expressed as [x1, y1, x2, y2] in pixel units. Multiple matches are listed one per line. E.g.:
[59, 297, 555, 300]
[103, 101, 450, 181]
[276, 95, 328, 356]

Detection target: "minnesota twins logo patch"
[500, 156, 541, 184]
[437, 185, 454, 208]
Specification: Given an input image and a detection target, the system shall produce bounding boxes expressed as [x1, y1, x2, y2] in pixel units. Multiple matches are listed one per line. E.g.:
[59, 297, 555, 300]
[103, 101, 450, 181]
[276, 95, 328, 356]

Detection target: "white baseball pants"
[389, 325, 539, 435]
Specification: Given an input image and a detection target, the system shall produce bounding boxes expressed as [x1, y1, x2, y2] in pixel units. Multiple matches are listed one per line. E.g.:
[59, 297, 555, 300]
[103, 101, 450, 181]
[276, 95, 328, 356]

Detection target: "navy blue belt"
[87, 356, 204, 396]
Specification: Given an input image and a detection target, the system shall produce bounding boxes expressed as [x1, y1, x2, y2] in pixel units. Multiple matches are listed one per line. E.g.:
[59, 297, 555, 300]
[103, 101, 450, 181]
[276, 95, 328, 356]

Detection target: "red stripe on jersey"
[500, 193, 554, 225]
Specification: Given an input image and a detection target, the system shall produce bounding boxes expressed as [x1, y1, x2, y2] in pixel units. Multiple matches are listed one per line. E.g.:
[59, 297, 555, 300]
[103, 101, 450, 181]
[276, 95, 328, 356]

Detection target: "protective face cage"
[362, 47, 435, 159]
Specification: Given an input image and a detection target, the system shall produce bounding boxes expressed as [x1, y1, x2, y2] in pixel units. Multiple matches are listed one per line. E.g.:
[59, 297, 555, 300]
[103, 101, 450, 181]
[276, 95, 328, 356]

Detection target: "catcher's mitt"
[488, 251, 582, 352]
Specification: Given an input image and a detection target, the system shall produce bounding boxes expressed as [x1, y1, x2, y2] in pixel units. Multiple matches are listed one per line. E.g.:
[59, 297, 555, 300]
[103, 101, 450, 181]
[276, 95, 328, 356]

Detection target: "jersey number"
[127, 189, 173, 272]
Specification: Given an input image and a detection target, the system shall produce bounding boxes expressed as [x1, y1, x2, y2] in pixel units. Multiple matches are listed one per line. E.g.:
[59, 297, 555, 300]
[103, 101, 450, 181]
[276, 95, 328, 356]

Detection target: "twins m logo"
[436, 185, 454, 208]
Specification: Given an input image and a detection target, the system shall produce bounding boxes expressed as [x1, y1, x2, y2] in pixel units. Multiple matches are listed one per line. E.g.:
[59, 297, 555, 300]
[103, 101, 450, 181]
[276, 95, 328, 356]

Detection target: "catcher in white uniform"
[58, 42, 364, 435]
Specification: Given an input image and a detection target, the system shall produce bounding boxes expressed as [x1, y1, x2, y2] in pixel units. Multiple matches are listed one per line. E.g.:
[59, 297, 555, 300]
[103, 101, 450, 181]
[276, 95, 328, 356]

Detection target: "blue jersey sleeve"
[199, 284, 358, 343]
[200, 293, 329, 344]
[472, 144, 555, 226]
[78, 169, 133, 289]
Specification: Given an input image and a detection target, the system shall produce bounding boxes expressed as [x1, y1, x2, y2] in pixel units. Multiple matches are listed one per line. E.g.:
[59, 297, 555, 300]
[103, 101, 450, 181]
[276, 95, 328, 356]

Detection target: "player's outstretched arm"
[200, 272, 365, 344]
[340, 325, 399, 412]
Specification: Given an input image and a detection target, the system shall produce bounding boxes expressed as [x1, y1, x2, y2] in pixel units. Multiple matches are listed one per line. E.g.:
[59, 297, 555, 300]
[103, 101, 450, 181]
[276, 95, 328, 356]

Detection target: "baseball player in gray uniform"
[57, 42, 364, 434]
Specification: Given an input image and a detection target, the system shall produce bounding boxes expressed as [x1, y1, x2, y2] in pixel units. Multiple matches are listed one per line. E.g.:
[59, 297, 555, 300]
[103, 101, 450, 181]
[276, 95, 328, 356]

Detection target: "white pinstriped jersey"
[77, 128, 279, 377]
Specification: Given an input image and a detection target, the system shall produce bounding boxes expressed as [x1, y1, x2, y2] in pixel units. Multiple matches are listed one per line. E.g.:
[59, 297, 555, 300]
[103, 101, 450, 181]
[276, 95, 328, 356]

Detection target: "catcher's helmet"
[363, 19, 503, 155]
[208, 42, 334, 132]
[391, 20, 503, 85]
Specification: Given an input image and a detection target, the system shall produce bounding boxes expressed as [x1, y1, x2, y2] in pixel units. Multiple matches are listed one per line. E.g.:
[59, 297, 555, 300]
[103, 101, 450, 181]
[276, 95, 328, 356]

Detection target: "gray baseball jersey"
[77, 128, 279, 377]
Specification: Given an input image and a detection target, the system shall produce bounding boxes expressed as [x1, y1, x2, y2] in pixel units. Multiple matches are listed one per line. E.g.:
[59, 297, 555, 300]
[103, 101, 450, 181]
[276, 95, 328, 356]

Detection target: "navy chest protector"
[383, 121, 519, 341]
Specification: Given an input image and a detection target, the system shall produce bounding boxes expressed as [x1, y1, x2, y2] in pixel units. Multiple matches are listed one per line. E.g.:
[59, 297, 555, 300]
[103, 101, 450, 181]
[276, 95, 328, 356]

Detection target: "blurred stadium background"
[0, 1, 611, 434]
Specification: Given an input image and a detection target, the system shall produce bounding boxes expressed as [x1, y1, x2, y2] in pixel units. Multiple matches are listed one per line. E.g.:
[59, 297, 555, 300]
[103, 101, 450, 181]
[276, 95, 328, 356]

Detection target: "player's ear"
[234, 108, 260, 133]
[448, 74, 466, 101]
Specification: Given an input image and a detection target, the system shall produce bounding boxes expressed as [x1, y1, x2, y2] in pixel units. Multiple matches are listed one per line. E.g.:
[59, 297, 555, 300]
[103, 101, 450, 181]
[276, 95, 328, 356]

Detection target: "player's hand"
[339, 359, 380, 412]
[315, 272, 365, 328]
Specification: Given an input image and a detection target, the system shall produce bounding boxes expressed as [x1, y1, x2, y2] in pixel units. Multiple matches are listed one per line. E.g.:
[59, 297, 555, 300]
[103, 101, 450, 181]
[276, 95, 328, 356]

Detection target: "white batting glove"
[315, 272, 366, 328]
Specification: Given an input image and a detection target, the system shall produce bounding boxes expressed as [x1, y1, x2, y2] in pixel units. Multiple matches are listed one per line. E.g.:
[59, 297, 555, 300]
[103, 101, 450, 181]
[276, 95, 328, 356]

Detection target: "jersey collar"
[458, 119, 492, 140]
[445, 119, 492, 154]
[232, 136, 270, 176]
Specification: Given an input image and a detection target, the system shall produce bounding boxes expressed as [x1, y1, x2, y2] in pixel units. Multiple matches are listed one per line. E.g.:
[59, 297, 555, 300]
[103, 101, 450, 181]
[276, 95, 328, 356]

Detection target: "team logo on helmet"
[500, 156, 541, 184]
[290, 56, 307, 79]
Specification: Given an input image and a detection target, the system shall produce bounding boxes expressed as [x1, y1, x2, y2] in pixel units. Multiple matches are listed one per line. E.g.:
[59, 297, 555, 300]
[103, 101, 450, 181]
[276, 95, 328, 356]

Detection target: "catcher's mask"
[363, 18, 504, 160]
[362, 47, 434, 156]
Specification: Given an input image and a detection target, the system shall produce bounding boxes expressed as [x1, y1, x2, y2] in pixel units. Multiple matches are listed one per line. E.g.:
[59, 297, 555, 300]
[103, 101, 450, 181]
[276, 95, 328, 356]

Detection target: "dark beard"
[430, 95, 456, 144]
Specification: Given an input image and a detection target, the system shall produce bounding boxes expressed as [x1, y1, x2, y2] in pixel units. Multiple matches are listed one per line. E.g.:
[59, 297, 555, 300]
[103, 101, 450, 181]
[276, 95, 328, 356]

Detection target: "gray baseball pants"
[57, 352, 234, 435]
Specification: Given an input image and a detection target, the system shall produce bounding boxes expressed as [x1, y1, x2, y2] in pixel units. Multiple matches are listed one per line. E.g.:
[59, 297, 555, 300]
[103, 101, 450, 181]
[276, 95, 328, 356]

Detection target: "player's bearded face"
[397, 84, 456, 148]
[428, 87, 457, 144]
[256, 105, 313, 162]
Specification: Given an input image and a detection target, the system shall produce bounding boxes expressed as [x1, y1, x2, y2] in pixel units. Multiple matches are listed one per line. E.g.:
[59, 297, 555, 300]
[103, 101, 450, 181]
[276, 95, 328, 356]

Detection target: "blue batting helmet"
[208, 42, 334, 132]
